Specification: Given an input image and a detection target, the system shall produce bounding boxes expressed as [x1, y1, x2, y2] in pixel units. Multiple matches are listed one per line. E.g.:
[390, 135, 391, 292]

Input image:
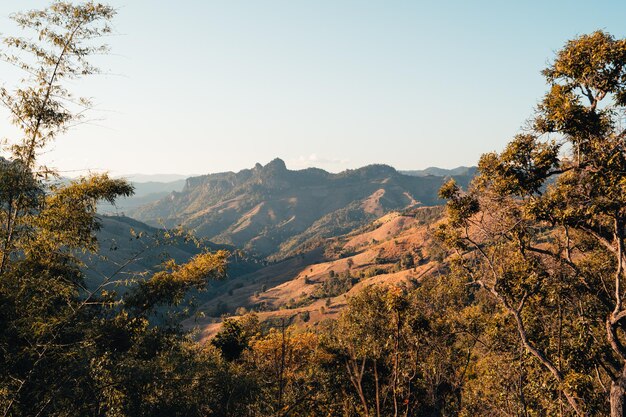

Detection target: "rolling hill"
[183, 206, 448, 341]
[82, 215, 261, 293]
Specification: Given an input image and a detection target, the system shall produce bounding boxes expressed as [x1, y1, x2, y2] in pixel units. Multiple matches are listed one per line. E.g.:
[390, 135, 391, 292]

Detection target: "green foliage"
[34, 175, 134, 254]
[125, 251, 228, 313]
[399, 252, 414, 268]
[1, 2, 116, 170]
[361, 266, 387, 278]
[284, 295, 315, 309]
[300, 311, 310, 322]
[212, 314, 260, 361]
[438, 29, 626, 416]
[0, 3, 232, 416]
[213, 281, 482, 416]
[476, 134, 560, 196]
[313, 270, 358, 299]
[3, 3, 626, 415]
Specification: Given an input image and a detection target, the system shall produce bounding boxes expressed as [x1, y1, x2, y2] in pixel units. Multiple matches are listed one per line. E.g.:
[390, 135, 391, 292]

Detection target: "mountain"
[98, 179, 186, 214]
[122, 173, 191, 183]
[130, 158, 473, 259]
[401, 166, 477, 177]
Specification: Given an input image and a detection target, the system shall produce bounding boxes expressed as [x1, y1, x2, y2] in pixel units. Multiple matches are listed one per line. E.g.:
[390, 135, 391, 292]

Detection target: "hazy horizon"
[1, 1, 625, 176]
[75, 158, 477, 180]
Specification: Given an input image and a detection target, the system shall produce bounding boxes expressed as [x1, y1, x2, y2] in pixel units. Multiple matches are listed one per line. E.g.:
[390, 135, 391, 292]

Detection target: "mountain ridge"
[129, 159, 474, 259]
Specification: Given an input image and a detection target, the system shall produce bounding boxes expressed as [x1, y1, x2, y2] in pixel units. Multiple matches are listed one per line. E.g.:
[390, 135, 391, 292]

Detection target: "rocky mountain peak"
[263, 158, 287, 172]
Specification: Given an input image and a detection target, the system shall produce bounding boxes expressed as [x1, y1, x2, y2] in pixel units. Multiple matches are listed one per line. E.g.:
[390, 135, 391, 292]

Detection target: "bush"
[400, 253, 414, 268]
[312, 272, 357, 299]
[300, 311, 310, 322]
[285, 295, 315, 309]
[362, 266, 387, 278]
[213, 300, 229, 316]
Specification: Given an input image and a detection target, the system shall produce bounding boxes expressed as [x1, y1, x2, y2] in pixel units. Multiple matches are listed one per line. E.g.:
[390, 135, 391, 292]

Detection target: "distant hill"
[82, 215, 261, 297]
[129, 158, 474, 259]
[84, 215, 201, 286]
[122, 173, 192, 183]
[400, 166, 477, 177]
[98, 179, 186, 214]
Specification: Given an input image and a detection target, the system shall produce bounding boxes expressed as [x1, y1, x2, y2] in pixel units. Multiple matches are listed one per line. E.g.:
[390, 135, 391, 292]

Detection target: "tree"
[330, 284, 476, 417]
[439, 31, 626, 416]
[1, 2, 115, 169]
[242, 327, 334, 416]
[212, 314, 259, 361]
[0, 1, 116, 272]
[0, 3, 230, 416]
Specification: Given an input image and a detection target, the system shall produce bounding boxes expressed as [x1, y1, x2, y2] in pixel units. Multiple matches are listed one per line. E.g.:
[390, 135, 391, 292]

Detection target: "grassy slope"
[184, 206, 447, 342]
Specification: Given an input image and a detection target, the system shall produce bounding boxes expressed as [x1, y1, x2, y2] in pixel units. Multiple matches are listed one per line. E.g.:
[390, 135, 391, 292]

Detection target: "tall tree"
[439, 31, 626, 416]
[0, 3, 231, 416]
[0, 1, 116, 272]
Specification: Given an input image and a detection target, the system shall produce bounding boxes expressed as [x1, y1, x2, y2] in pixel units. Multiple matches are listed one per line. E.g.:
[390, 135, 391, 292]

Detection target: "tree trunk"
[374, 358, 381, 417]
[611, 368, 626, 417]
[346, 358, 369, 417]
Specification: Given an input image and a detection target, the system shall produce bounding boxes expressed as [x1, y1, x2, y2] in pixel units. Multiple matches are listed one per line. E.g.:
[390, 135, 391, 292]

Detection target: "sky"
[1, 1, 625, 177]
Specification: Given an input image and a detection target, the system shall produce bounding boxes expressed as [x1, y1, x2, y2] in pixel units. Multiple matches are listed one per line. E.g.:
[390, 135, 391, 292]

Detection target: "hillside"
[183, 206, 447, 341]
[401, 166, 477, 177]
[130, 158, 471, 259]
[97, 179, 186, 214]
[82, 215, 261, 292]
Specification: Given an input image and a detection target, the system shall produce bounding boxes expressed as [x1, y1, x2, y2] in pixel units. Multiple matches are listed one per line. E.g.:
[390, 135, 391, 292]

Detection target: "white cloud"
[289, 153, 350, 170]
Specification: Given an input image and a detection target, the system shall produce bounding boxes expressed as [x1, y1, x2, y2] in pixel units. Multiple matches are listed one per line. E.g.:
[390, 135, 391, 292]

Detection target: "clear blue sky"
[1, 1, 625, 176]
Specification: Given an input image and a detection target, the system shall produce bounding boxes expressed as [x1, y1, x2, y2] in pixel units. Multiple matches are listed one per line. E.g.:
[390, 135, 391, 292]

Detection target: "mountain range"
[129, 159, 474, 259]
[98, 179, 186, 214]
[401, 166, 477, 177]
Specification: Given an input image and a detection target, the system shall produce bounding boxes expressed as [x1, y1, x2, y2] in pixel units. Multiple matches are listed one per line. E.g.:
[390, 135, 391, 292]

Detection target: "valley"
[184, 207, 446, 341]
[97, 161, 460, 339]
